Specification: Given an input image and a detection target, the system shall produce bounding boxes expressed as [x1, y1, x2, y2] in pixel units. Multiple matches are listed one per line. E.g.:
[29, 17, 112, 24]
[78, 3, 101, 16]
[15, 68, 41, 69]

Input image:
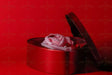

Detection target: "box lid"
[65, 12, 102, 65]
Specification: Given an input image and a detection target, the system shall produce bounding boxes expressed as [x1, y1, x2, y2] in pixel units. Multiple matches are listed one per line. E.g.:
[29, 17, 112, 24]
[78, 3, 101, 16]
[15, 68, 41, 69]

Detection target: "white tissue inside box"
[41, 33, 86, 51]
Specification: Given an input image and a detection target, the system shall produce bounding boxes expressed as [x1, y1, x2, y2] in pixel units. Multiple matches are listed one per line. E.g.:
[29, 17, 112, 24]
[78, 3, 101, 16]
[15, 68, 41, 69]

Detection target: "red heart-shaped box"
[27, 12, 98, 75]
[27, 12, 112, 75]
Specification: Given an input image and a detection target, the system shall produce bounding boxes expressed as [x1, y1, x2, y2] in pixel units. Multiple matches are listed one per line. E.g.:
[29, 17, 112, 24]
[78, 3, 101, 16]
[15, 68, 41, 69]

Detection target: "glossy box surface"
[27, 37, 77, 75]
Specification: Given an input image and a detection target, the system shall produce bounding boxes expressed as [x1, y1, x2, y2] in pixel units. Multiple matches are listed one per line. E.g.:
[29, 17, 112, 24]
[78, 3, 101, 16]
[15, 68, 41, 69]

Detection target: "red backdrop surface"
[0, 0, 112, 75]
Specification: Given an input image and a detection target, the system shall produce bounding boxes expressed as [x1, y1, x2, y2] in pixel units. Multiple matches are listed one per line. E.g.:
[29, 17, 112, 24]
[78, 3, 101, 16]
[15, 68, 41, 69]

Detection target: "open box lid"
[65, 12, 102, 65]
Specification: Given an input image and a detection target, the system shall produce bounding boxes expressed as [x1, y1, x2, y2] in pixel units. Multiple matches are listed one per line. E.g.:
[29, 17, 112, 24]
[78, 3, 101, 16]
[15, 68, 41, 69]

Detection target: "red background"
[0, 0, 112, 75]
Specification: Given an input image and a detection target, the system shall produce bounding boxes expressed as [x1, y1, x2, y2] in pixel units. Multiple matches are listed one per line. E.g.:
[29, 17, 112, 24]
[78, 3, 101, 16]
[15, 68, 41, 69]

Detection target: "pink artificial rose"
[41, 34, 74, 51]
